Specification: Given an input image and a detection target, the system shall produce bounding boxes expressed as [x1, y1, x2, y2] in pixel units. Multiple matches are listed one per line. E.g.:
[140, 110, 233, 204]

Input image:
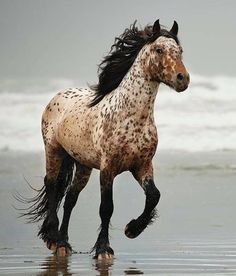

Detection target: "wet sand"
[0, 150, 236, 275]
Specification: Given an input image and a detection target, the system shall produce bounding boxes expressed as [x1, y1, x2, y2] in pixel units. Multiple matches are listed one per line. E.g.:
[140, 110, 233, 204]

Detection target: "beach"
[1, 0, 236, 273]
[0, 149, 236, 275]
[0, 74, 236, 274]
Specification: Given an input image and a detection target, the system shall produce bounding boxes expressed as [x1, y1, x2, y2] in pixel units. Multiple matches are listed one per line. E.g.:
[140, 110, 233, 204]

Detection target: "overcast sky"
[0, 0, 236, 83]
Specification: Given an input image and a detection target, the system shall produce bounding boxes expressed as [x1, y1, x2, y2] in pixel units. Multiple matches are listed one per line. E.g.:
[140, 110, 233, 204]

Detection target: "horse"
[18, 19, 189, 260]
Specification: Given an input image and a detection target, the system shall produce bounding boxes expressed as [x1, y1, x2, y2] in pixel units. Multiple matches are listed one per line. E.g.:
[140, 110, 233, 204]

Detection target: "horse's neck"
[117, 58, 159, 119]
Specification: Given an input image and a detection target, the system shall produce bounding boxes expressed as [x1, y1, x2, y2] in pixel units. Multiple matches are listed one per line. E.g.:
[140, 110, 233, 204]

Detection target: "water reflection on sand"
[39, 255, 72, 276]
[37, 254, 144, 276]
[1, 150, 236, 275]
[2, 240, 236, 275]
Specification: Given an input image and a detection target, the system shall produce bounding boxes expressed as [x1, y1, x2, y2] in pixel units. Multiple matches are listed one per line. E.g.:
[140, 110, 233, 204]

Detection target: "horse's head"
[142, 20, 190, 92]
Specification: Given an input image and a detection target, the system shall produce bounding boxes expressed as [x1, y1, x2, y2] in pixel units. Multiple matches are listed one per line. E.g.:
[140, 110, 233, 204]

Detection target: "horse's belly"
[56, 123, 100, 169]
[68, 146, 100, 169]
[61, 139, 100, 169]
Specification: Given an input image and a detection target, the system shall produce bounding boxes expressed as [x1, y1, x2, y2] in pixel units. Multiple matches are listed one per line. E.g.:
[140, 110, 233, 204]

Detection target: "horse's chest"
[128, 128, 158, 162]
[100, 123, 158, 171]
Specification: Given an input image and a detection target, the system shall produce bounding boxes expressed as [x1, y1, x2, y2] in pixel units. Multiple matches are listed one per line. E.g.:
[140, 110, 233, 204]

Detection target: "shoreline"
[1, 148, 235, 179]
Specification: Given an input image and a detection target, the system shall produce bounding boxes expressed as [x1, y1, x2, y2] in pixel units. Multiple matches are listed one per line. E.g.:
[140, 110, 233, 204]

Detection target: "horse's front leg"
[125, 163, 160, 239]
[93, 170, 114, 260]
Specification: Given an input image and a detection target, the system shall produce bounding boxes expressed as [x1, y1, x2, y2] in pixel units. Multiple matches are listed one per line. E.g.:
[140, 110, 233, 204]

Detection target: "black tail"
[15, 154, 75, 223]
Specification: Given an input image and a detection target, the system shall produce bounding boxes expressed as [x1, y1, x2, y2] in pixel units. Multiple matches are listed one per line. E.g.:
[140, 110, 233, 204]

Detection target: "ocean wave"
[0, 74, 235, 152]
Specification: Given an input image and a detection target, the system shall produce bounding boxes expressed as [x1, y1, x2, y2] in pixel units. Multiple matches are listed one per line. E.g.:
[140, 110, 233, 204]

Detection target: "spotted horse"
[18, 19, 189, 259]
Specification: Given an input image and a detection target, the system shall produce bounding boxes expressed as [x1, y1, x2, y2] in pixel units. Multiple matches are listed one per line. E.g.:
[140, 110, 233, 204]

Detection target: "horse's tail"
[14, 154, 75, 223]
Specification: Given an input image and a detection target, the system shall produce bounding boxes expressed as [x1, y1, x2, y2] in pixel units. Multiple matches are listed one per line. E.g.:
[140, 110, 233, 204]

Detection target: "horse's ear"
[170, 20, 178, 36]
[153, 19, 160, 34]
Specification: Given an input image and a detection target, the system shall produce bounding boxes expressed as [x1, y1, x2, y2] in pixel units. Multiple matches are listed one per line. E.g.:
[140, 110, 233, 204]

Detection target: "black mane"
[89, 21, 179, 107]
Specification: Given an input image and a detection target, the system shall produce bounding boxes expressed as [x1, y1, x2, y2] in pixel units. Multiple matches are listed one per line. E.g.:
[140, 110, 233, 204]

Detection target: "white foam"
[155, 74, 236, 151]
[0, 91, 53, 151]
[0, 75, 235, 152]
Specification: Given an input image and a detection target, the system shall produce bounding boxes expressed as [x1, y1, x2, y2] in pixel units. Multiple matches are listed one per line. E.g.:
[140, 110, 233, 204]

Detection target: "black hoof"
[125, 219, 145, 239]
[125, 210, 158, 239]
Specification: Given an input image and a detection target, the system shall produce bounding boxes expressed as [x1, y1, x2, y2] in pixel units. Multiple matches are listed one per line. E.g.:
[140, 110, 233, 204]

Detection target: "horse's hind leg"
[39, 145, 74, 252]
[93, 169, 114, 260]
[125, 162, 160, 239]
[57, 162, 92, 256]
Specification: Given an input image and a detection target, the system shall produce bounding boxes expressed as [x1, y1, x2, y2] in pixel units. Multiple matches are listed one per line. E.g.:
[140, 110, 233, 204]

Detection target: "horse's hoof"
[125, 226, 136, 239]
[56, 246, 68, 257]
[125, 219, 141, 239]
[97, 252, 114, 260]
[56, 246, 66, 257]
[94, 244, 114, 260]
[55, 242, 73, 257]
[45, 242, 57, 253]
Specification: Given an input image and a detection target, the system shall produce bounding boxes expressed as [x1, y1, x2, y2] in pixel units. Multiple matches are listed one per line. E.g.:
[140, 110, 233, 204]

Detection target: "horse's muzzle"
[176, 73, 190, 92]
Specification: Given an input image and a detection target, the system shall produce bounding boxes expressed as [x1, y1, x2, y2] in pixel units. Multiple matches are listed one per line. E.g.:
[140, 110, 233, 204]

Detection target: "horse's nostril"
[177, 73, 184, 81]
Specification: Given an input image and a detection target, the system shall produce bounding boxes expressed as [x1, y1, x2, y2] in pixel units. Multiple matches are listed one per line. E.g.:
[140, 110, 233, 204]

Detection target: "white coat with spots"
[22, 20, 190, 259]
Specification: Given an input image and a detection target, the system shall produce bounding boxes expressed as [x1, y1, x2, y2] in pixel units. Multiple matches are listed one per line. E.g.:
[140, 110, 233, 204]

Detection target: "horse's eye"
[156, 48, 163, 54]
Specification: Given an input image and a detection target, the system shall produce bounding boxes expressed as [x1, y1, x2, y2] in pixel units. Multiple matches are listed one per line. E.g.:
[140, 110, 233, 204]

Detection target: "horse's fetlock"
[152, 188, 161, 205]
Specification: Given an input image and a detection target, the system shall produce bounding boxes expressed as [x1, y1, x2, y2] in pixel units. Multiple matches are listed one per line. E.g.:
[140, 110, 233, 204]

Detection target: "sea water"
[0, 74, 235, 152]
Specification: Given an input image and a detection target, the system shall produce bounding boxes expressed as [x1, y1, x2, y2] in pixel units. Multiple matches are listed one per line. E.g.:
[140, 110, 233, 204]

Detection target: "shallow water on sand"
[0, 150, 236, 275]
[1, 239, 236, 275]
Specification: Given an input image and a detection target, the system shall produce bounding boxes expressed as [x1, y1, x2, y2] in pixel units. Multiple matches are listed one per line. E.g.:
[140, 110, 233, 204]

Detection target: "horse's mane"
[89, 21, 179, 107]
